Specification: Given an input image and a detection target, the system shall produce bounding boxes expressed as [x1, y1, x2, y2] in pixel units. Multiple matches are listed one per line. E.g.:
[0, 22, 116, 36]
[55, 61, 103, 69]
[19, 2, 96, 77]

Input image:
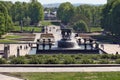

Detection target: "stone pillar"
[78, 38, 81, 45]
[48, 39, 52, 50]
[4, 44, 10, 59]
[84, 39, 87, 50]
[42, 39, 45, 50]
[36, 39, 39, 51]
[17, 46, 20, 57]
[95, 42, 99, 50]
[89, 39, 93, 50]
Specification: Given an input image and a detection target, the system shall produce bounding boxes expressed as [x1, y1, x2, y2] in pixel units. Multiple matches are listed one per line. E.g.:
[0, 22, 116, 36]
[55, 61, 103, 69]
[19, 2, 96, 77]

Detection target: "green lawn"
[0, 39, 16, 43]
[0, 35, 22, 43]
[40, 21, 52, 26]
[13, 26, 42, 32]
[4, 35, 22, 39]
[90, 27, 102, 32]
[7, 72, 120, 80]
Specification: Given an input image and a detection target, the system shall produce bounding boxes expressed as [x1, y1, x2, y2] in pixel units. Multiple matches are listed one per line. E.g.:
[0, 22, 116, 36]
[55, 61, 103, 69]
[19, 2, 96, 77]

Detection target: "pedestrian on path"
[118, 44, 120, 48]
[116, 52, 118, 54]
[101, 44, 104, 50]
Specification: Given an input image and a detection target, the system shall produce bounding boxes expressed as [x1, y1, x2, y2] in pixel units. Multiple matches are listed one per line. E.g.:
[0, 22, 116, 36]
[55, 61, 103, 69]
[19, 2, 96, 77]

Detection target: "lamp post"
[21, 20, 23, 32]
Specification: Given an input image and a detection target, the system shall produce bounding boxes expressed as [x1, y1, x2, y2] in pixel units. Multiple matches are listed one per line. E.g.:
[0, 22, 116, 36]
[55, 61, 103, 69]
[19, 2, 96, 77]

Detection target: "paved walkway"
[99, 44, 120, 54]
[0, 74, 23, 80]
[0, 67, 120, 72]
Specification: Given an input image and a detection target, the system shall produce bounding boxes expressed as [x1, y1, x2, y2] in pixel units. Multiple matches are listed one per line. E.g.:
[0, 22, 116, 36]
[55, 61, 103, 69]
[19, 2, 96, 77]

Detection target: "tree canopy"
[57, 2, 75, 24]
[73, 20, 89, 32]
[29, 1, 44, 25]
[0, 2, 13, 37]
[101, 0, 120, 35]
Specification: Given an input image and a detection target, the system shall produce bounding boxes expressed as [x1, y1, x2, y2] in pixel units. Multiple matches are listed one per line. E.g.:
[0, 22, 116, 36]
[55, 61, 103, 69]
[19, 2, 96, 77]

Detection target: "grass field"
[0, 35, 22, 43]
[4, 35, 22, 39]
[7, 72, 120, 80]
[13, 26, 42, 32]
[90, 27, 102, 32]
[0, 39, 16, 43]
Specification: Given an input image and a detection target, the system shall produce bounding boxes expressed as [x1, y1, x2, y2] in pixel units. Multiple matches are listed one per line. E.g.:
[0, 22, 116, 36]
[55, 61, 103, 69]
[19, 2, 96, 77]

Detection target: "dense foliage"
[10, 0, 44, 26]
[57, 2, 102, 32]
[101, 0, 120, 35]
[0, 0, 44, 37]
[73, 20, 89, 32]
[57, 2, 75, 24]
[1, 54, 120, 64]
[0, 2, 13, 37]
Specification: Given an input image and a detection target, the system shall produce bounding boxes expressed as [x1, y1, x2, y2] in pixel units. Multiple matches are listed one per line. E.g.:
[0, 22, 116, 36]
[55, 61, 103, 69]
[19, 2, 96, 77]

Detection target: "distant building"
[44, 11, 57, 20]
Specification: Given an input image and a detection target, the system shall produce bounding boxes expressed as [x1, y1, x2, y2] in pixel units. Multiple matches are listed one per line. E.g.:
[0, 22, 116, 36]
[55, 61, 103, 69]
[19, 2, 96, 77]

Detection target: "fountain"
[29, 26, 100, 54]
[58, 29, 79, 48]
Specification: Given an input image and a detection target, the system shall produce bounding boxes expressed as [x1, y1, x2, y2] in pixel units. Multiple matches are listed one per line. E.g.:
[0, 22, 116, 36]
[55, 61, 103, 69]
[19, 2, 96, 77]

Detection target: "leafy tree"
[101, 0, 120, 35]
[0, 2, 13, 37]
[75, 5, 102, 27]
[29, 1, 44, 25]
[23, 17, 31, 26]
[73, 20, 89, 32]
[57, 2, 75, 24]
[0, 13, 5, 37]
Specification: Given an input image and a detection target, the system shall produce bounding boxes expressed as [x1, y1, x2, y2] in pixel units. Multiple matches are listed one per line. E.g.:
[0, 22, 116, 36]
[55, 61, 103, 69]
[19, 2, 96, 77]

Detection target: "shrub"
[100, 54, 110, 59]
[10, 57, 26, 64]
[73, 20, 89, 32]
[45, 57, 59, 64]
[80, 59, 94, 64]
[98, 59, 110, 64]
[0, 58, 7, 64]
[115, 59, 120, 64]
[110, 54, 120, 59]
[29, 57, 43, 64]
[63, 57, 76, 64]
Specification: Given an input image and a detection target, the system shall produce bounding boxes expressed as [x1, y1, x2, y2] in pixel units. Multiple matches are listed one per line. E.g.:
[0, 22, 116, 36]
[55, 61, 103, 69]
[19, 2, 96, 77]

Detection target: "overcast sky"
[3, 0, 107, 4]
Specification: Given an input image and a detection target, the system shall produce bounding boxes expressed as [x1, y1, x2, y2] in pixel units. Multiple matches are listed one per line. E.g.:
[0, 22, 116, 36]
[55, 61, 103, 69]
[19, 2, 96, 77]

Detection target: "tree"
[29, 1, 44, 25]
[73, 20, 89, 32]
[75, 5, 102, 27]
[0, 13, 5, 37]
[23, 17, 31, 26]
[101, 0, 120, 35]
[57, 2, 75, 24]
[0, 2, 13, 37]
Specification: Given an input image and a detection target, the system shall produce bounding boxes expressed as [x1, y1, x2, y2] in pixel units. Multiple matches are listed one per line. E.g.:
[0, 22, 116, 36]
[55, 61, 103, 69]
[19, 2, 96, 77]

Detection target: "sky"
[3, 0, 107, 4]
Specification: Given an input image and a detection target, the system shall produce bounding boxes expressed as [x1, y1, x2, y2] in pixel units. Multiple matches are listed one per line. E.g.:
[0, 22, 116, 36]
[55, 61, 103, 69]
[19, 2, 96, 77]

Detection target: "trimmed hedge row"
[1, 54, 120, 64]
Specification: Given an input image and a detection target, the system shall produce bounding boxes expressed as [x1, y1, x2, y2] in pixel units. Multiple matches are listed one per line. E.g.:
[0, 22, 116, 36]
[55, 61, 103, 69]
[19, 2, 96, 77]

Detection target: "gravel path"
[0, 67, 120, 72]
[0, 74, 23, 80]
[100, 44, 120, 54]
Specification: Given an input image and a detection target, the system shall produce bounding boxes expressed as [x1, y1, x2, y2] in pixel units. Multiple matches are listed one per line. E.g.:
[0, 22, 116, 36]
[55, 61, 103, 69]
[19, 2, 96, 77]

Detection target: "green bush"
[115, 59, 120, 64]
[110, 54, 120, 59]
[0, 58, 7, 64]
[63, 57, 76, 64]
[80, 59, 94, 64]
[29, 57, 44, 64]
[73, 20, 89, 32]
[100, 54, 110, 59]
[10, 57, 26, 64]
[45, 57, 59, 64]
[98, 59, 110, 64]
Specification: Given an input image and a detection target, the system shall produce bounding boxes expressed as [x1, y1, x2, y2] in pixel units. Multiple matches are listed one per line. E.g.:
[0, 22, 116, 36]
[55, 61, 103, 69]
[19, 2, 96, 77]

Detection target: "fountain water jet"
[58, 29, 80, 49]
